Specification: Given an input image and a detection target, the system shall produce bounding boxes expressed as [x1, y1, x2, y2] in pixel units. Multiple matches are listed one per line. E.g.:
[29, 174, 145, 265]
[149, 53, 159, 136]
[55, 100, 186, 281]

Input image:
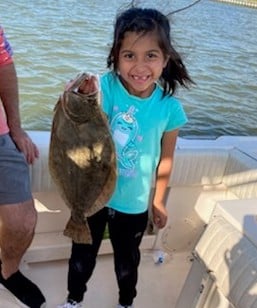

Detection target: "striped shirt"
[0, 26, 13, 134]
[0, 26, 13, 66]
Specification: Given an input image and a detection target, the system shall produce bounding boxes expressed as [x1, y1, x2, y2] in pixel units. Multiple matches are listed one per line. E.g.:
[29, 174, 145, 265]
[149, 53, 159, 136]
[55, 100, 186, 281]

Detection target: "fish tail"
[63, 217, 92, 244]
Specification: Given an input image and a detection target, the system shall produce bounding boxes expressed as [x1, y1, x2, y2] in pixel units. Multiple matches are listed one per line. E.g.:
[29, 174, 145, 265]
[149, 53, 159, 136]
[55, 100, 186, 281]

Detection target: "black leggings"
[67, 207, 148, 306]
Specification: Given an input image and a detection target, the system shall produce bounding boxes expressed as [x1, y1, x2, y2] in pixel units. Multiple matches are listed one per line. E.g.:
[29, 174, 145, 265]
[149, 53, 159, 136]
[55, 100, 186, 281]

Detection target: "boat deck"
[0, 251, 191, 308]
[1, 133, 257, 307]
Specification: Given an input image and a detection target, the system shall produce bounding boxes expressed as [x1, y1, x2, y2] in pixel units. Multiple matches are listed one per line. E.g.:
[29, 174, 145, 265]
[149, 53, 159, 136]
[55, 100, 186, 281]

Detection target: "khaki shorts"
[0, 133, 32, 205]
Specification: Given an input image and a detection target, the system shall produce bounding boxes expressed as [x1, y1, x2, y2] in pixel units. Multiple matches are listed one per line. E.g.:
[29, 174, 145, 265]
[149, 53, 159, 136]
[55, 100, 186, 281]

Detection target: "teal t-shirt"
[101, 72, 187, 214]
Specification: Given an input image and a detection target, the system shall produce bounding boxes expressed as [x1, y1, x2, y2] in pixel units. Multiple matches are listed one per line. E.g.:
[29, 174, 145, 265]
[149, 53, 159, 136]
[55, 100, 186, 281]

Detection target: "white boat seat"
[176, 199, 257, 308]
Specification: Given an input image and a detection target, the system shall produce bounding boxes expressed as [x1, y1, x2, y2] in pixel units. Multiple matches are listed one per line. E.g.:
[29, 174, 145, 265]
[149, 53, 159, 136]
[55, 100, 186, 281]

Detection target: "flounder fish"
[49, 73, 116, 244]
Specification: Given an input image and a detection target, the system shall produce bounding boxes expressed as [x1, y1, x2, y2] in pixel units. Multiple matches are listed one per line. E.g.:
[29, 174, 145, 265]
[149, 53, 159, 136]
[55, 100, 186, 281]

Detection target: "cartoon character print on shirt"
[111, 106, 140, 174]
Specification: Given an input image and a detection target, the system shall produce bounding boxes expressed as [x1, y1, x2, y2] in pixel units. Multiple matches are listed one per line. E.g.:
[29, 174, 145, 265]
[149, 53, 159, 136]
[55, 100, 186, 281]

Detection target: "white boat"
[1, 131, 257, 308]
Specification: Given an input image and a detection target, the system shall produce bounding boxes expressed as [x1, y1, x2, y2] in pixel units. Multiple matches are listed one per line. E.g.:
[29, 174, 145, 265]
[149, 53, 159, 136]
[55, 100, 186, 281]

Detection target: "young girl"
[58, 7, 193, 308]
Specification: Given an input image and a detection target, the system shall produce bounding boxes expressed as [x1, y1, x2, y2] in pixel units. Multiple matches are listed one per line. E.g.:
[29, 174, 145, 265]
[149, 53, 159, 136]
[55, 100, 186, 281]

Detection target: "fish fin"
[63, 217, 92, 244]
[93, 164, 117, 211]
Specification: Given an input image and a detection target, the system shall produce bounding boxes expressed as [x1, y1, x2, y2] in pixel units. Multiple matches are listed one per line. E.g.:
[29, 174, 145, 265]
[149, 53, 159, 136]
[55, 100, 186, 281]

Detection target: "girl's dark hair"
[107, 7, 194, 96]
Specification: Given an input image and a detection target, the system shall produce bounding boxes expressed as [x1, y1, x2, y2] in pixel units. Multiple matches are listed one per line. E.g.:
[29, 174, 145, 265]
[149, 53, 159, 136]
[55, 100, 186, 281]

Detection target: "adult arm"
[0, 63, 39, 163]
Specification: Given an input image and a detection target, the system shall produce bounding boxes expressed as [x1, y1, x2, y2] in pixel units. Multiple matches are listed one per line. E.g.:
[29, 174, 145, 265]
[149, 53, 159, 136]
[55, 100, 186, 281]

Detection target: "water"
[1, 0, 257, 137]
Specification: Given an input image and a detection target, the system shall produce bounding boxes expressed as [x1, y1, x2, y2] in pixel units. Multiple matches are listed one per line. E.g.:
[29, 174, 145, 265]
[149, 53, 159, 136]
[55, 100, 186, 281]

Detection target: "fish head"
[62, 73, 101, 123]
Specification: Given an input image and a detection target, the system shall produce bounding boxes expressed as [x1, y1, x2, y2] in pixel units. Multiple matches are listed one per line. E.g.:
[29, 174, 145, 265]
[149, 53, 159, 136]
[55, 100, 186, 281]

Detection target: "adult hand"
[11, 129, 39, 164]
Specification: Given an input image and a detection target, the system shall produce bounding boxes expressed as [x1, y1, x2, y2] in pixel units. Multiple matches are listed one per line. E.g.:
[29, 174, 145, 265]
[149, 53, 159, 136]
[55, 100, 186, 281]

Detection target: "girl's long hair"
[107, 7, 194, 96]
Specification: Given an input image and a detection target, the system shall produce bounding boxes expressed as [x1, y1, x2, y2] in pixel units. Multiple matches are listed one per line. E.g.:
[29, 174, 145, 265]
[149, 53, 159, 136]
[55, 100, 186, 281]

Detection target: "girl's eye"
[123, 53, 134, 59]
[147, 53, 158, 59]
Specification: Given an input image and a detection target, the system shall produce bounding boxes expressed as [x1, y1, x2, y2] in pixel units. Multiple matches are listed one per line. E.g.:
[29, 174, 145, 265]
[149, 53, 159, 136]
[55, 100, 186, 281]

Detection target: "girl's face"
[118, 31, 168, 98]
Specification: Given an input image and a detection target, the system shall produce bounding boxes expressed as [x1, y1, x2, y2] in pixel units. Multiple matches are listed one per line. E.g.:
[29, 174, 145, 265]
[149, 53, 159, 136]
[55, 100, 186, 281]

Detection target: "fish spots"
[66, 142, 104, 168]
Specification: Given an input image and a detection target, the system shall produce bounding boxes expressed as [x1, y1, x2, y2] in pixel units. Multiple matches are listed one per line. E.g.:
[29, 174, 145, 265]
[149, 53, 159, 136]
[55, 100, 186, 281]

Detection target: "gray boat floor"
[0, 251, 191, 308]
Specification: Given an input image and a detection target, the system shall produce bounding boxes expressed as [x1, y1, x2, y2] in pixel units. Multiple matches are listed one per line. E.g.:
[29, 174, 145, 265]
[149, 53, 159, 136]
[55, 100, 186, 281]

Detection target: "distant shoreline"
[215, 0, 257, 8]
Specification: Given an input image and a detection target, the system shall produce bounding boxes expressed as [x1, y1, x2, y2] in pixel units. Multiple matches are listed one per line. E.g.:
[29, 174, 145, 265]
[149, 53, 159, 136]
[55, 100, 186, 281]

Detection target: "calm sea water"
[0, 0, 257, 137]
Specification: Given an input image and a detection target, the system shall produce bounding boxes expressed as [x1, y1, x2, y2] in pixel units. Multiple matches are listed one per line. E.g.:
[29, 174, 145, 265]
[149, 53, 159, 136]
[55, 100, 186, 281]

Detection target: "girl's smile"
[118, 31, 168, 98]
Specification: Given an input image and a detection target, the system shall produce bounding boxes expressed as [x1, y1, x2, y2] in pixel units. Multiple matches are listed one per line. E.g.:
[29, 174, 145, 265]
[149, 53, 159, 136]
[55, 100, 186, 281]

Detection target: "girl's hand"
[78, 75, 98, 94]
[65, 74, 98, 95]
[152, 202, 168, 229]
